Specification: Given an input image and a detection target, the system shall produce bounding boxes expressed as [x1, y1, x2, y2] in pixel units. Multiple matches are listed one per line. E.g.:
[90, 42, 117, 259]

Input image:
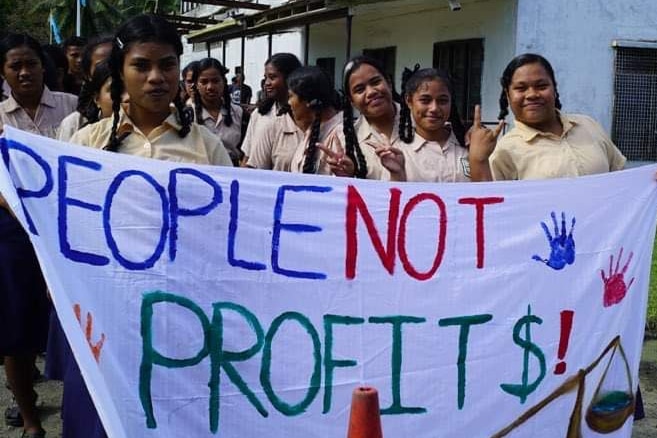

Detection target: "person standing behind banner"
[61, 36, 86, 96]
[191, 57, 242, 164]
[67, 14, 233, 438]
[489, 53, 625, 180]
[287, 66, 344, 175]
[393, 66, 501, 182]
[241, 52, 302, 165]
[0, 32, 77, 438]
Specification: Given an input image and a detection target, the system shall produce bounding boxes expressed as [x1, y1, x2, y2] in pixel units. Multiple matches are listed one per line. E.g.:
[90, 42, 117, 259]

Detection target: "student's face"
[197, 67, 224, 108]
[2, 46, 44, 99]
[94, 77, 113, 119]
[288, 89, 312, 125]
[121, 42, 179, 117]
[264, 63, 285, 100]
[405, 79, 451, 139]
[184, 69, 195, 97]
[89, 43, 112, 77]
[506, 62, 558, 128]
[66, 45, 83, 75]
[348, 64, 394, 120]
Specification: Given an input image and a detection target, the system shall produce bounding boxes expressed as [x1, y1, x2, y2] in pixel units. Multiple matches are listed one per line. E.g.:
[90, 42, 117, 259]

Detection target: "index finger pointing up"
[473, 104, 482, 128]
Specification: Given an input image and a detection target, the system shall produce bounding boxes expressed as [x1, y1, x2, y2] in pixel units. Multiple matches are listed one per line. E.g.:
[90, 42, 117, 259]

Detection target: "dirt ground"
[0, 340, 656, 438]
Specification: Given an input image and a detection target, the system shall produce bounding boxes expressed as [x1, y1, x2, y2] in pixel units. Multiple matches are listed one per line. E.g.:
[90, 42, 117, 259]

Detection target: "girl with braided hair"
[325, 56, 405, 181]
[396, 66, 502, 182]
[242, 52, 301, 166]
[70, 14, 232, 168]
[490, 53, 625, 180]
[286, 66, 344, 175]
[191, 57, 243, 163]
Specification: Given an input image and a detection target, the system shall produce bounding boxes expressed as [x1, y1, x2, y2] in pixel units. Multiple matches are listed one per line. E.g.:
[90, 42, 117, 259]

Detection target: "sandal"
[4, 398, 22, 427]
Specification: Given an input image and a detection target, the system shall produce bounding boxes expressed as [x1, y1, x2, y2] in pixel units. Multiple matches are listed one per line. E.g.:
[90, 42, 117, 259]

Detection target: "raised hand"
[468, 105, 504, 181]
[532, 211, 576, 270]
[74, 303, 106, 362]
[318, 142, 355, 177]
[376, 146, 406, 181]
[601, 247, 635, 307]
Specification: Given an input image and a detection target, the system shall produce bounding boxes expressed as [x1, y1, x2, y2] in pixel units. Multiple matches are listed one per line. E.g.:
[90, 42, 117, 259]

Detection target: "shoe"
[20, 429, 46, 438]
[4, 399, 22, 427]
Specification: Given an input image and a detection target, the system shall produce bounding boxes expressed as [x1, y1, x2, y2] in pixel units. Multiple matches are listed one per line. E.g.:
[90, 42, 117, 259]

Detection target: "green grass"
[647, 238, 657, 336]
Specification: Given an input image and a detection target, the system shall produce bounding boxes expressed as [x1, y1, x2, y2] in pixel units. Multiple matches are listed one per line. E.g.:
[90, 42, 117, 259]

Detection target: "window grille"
[612, 46, 657, 161]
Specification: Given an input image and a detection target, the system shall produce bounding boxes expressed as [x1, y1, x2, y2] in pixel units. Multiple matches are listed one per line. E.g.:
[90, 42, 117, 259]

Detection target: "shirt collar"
[513, 110, 576, 141]
[411, 129, 458, 153]
[3, 86, 57, 113]
[117, 104, 181, 137]
[356, 102, 400, 145]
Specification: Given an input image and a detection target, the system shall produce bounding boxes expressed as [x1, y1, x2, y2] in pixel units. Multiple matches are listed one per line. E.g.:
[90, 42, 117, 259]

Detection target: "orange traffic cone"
[347, 386, 383, 438]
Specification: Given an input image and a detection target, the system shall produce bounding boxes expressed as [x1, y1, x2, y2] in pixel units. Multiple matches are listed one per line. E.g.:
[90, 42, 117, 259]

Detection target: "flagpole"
[76, 0, 81, 36]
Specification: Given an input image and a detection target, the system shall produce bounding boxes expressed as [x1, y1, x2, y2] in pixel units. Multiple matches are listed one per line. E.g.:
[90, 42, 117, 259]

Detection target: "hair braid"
[302, 105, 322, 174]
[193, 84, 203, 124]
[342, 96, 368, 178]
[448, 97, 467, 148]
[498, 89, 509, 120]
[173, 92, 192, 138]
[399, 64, 420, 143]
[104, 71, 125, 152]
[222, 83, 233, 126]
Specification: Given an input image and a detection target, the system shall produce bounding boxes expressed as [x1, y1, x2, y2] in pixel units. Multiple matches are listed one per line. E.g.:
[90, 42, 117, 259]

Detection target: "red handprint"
[73, 304, 106, 362]
[600, 247, 635, 307]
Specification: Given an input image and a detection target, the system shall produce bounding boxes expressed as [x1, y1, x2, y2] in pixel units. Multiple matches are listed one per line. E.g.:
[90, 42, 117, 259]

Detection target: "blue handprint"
[532, 211, 576, 270]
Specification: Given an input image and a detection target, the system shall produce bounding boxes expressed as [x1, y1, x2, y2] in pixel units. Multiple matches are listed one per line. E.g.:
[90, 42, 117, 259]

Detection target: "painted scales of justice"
[493, 335, 635, 437]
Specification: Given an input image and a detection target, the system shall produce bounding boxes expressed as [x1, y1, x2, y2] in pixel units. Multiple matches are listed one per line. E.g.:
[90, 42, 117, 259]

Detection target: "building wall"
[515, 0, 657, 131]
[181, 0, 302, 103]
[308, 0, 517, 124]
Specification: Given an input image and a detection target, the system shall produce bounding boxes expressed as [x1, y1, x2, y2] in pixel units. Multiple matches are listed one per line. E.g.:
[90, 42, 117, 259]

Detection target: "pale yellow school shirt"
[290, 112, 343, 175]
[402, 130, 470, 182]
[58, 111, 86, 142]
[490, 113, 626, 180]
[0, 86, 77, 139]
[351, 107, 404, 181]
[246, 112, 303, 171]
[241, 104, 280, 157]
[69, 107, 233, 166]
[196, 103, 243, 161]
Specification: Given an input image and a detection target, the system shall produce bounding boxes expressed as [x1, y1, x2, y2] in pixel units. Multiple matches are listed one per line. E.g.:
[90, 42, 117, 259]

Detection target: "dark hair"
[399, 66, 467, 148]
[42, 44, 67, 91]
[81, 35, 113, 79]
[63, 36, 87, 50]
[0, 33, 46, 68]
[258, 52, 302, 116]
[341, 56, 399, 179]
[182, 60, 199, 79]
[105, 14, 190, 152]
[287, 66, 341, 174]
[79, 60, 112, 124]
[192, 57, 233, 126]
[498, 53, 562, 120]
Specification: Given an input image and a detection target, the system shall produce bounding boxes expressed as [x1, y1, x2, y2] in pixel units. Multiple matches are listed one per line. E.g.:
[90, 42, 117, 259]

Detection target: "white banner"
[0, 126, 655, 438]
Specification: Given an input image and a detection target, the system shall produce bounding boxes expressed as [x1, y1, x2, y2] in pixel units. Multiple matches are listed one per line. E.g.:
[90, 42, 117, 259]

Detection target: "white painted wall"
[309, 0, 517, 124]
[180, 0, 304, 102]
[515, 0, 657, 132]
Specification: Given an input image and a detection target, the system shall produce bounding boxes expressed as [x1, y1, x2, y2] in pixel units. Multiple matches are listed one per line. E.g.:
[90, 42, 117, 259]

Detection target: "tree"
[0, 0, 50, 42]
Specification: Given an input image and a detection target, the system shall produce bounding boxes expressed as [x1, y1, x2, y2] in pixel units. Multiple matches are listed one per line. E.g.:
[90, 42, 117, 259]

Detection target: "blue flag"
[80, 0, 87, 6]
[49, 13, 62, 44]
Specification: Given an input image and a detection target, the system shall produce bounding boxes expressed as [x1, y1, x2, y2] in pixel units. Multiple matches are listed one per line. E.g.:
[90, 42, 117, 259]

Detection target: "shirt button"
[144, 141, 151, 149]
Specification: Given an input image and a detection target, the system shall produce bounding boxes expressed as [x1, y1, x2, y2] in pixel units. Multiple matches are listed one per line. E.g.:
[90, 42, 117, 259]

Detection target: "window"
[612, 45, 657, 161]
[433, 38, 484, 123]
[363, 46, 397, 85]
[316, 57, 336, 88]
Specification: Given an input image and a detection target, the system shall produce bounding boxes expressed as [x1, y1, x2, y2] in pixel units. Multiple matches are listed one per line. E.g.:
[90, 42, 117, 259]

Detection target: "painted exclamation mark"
[554, 310, 574, 375]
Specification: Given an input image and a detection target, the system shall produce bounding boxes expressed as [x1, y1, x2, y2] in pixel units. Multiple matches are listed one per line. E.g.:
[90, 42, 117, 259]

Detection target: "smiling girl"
[490, 53, 625, 180]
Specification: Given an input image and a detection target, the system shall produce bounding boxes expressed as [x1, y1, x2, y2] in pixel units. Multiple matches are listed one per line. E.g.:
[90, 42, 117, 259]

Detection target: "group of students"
[0, 11, 635, 438]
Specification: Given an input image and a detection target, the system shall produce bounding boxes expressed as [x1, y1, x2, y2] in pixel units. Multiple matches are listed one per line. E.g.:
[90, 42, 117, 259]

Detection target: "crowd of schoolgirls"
[0, 12, 643, 438]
